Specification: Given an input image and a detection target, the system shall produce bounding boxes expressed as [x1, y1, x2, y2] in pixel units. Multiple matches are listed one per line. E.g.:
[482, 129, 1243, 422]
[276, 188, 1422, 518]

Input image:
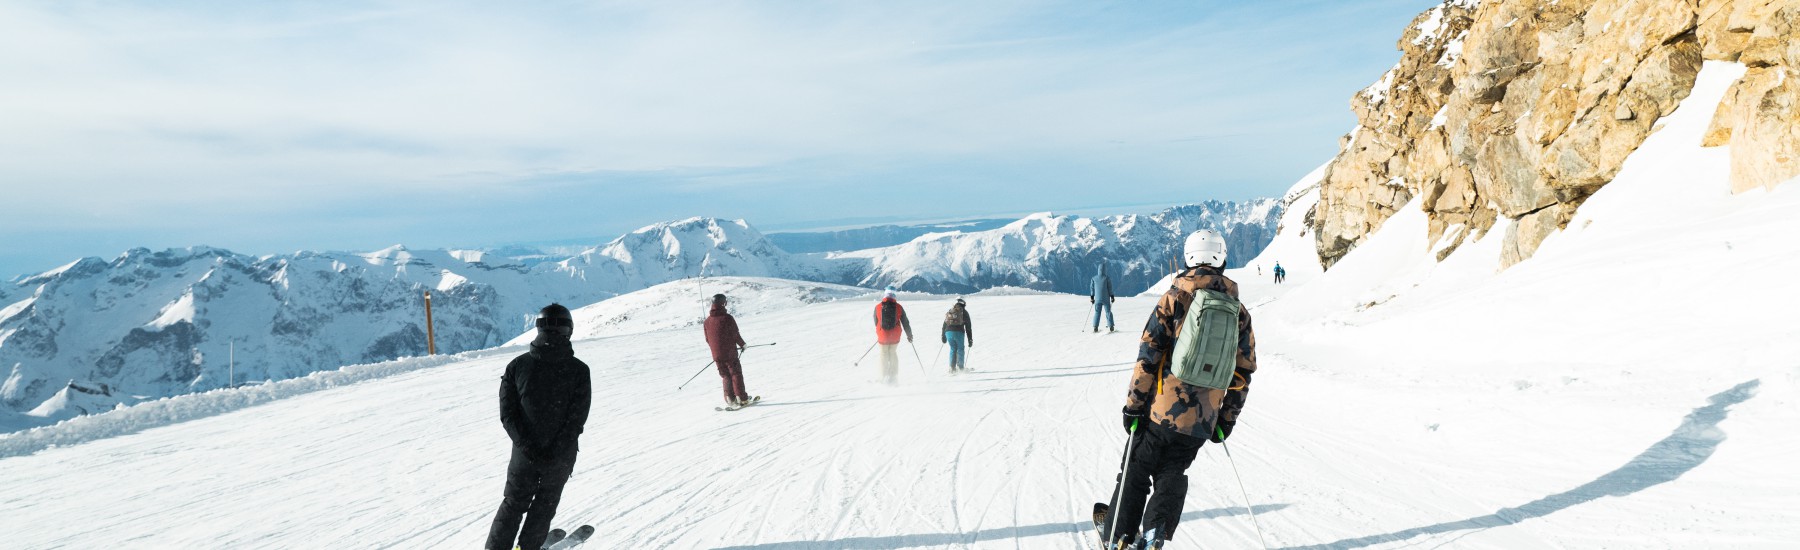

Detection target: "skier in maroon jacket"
[704, 294, 757, 408]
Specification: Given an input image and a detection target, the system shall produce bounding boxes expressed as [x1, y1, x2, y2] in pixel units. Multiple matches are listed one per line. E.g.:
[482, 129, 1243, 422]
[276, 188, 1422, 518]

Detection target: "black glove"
[941, 335, 946, 343]
[1211, 418, 1236, 443]
[967, 340, 974, 348]
[1122, 407, 1146, 434]
[1090, 297, 1095, 304]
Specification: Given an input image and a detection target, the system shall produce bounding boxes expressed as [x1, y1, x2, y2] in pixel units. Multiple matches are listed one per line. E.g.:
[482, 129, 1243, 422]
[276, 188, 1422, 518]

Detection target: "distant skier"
[872, 285, 913, 384]
[941, 298, 975, 372]
[1091, 263, 1116, 333]
[1273, 262, 1286, 284]
[488, 304, 592, 550]
[705, 293, 757, 408]
[1098, 230, 1257, 550]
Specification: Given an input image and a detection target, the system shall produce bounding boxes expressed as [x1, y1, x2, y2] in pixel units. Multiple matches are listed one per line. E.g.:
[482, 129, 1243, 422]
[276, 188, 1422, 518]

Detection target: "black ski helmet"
[536, 303, 573, 338]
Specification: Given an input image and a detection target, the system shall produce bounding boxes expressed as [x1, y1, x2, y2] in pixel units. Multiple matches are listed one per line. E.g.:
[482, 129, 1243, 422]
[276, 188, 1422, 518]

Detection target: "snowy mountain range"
[765, 219, 1014, 253]
[835, 200, 1282, 295]
[0, 202, 1279, 431]
[0, 246, 604, 431]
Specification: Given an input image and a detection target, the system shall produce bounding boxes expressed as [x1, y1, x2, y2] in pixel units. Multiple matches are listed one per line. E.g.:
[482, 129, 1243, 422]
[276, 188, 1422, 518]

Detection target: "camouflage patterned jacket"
[1124, 265, 1257, 441]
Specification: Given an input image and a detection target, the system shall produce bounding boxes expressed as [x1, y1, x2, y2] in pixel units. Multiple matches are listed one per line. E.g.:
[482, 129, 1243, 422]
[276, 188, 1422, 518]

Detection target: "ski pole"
[908, 340, 927, 378]
[680, 344, 775, 390]
[851, 342, 878, 366]
[1107, 419, 1142, 549]
[1219, 427, 1269, 550]
[932, 342, 945, 369]
[676, 360, 717, 390]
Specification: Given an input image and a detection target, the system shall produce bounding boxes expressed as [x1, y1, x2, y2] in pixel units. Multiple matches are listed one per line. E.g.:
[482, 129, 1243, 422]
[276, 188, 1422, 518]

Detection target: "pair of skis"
[541, 525, 594, 549]
[714, 395, 762, 412]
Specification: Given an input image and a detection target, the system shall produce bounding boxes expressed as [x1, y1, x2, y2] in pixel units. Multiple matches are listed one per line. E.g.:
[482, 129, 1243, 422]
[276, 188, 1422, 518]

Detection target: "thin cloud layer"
[0, 0, 1436, 277]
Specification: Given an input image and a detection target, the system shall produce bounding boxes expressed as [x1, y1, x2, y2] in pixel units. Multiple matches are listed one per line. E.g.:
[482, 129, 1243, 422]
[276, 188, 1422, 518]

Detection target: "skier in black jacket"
[487, 304, 592, 550]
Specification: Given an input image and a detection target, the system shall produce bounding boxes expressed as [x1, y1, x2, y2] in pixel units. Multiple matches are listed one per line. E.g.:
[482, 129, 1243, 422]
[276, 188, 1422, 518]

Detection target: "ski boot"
[1135, 527, 1165, 550]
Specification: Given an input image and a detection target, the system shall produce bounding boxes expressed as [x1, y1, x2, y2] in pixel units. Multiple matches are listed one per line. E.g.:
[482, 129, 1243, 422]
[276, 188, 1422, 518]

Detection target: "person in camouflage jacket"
[1100, 230, 1256, 549]
[1124, 264, 1256, 439]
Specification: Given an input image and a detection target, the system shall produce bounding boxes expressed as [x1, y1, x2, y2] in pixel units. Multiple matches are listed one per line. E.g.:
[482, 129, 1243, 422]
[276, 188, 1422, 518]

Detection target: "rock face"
[1314, 0, 1800, 269]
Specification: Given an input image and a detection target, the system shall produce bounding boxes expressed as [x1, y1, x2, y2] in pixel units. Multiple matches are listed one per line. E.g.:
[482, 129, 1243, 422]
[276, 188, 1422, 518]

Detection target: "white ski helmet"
[1183, 229, 1228, 268]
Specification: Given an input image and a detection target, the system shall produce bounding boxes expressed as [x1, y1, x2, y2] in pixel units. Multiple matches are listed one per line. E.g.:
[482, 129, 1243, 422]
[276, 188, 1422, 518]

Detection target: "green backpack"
[1168, 285, 1241, 390]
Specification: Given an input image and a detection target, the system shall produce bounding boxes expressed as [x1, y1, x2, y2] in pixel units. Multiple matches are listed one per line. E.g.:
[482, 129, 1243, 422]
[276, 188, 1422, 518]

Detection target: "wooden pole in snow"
[424, 291, 437, 355]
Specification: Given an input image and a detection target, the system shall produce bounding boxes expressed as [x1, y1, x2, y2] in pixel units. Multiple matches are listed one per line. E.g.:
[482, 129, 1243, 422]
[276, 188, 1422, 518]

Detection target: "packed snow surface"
[2, 63, 1796, 548]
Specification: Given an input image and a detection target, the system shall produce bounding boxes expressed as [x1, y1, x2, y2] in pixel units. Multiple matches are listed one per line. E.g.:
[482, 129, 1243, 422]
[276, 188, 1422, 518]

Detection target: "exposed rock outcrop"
[1314, 0, 1800, 269]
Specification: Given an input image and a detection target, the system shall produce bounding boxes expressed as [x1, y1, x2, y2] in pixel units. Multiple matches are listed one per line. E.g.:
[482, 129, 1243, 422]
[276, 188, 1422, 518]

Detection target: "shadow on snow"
[1283, 379, 1760, 550]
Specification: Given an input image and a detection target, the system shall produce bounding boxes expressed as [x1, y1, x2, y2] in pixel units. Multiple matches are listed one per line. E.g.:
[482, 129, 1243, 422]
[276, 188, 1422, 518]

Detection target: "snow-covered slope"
[506, 276, 873, 345]
[838, 201, 1281, 296]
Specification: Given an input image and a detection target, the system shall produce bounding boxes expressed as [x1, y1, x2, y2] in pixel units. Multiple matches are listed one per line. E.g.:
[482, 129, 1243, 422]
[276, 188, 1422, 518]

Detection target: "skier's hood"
[1097, 263, 1107, 277]
[710, 303, 729, 316]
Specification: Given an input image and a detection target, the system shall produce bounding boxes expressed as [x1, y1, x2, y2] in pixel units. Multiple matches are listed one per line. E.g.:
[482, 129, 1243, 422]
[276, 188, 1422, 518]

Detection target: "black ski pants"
[1103, 422, 1206, 546]
[486, 446, 576, 550]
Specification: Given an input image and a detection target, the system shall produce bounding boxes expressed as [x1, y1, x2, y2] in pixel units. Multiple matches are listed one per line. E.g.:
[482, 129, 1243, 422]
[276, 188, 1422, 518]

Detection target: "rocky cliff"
[1313, 0, 1800, 268]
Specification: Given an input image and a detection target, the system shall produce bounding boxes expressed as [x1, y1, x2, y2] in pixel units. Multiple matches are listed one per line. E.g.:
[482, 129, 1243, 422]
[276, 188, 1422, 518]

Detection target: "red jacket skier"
[704, 294, 754, 407]
[870, 286, 913, 384]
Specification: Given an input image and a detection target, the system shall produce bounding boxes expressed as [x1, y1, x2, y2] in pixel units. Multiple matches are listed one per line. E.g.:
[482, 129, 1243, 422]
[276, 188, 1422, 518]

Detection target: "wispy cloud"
[0, 0, 1438, 277]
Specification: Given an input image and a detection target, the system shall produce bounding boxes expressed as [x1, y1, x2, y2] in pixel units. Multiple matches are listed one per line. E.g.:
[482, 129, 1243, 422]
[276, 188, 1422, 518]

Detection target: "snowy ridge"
[838, 200, 1282, 296]
[508, 276, 873, 345]
[556, 218, 822, 289]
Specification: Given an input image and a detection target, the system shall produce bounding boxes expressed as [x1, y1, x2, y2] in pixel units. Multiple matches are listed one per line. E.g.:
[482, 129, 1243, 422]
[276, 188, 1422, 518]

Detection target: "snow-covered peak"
[558, 217, 810, 289]
[359, 244, 413, 265]
[24, 380, 135, 422]
[148, 291, 197, 329]
[842, 201, 1282, 295]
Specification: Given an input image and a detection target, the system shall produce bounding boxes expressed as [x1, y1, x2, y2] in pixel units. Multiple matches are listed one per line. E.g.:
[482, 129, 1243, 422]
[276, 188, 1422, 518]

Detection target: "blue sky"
[0, 0, 1438, 279]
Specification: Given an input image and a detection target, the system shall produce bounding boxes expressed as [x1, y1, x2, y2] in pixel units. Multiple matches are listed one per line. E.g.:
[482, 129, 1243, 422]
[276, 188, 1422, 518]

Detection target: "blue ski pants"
[945, 330, 967, 370]
[1092, 301, 1114, 331]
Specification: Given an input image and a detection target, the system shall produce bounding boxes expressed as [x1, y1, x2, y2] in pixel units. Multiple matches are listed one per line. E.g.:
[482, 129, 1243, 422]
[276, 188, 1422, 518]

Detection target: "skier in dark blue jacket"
[1090, 263, 1116, 333]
